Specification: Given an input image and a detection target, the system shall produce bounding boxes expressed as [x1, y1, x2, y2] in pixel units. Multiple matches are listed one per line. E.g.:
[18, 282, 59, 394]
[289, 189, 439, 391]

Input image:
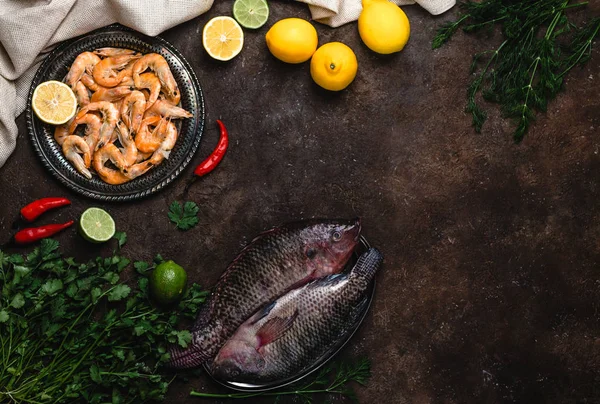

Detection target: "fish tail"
[351, 248, 383, 282]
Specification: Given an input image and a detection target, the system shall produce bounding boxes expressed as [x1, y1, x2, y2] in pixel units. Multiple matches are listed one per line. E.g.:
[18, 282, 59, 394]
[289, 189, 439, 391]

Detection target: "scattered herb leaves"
[0, 239, 208, 403]
[168, 201, 200, 231]
[113, 231, 127, 249]
[190, 357, 372, 402]
[432, 0, 600, 141]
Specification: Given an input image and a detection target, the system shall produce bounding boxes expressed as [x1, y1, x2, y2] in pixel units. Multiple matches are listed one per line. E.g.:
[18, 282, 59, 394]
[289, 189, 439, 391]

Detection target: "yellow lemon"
[310, 42, 358, 91]
[265, 18, 318, 64]
[358, 0, 410, 54]
[203, 16, 244, 61]
[31, 81, 77, 125]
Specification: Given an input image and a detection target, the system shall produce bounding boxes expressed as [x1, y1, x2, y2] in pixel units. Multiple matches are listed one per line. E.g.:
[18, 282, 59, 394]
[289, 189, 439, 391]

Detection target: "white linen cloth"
[303, 0, 455, 27]
[0, 0, 454, 168]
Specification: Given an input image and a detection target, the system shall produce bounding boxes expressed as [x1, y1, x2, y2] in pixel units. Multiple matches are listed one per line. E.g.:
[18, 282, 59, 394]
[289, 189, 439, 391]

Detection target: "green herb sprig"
[168, 201, 200, 231]
[433, 0, 600, 141]
[190, 357, 371, 403]
[0, 239, 208, 403]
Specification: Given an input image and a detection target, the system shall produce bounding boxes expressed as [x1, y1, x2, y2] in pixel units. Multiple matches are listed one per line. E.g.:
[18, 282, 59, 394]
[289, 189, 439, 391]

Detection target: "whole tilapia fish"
[167, 219, 362, 369]
[211, 247, 383, 383]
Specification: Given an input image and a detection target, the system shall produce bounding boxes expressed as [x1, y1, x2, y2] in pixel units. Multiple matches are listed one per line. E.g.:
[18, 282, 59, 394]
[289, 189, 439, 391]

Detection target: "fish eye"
[332, 231, 342, 241]
[306, 248, 317, 259]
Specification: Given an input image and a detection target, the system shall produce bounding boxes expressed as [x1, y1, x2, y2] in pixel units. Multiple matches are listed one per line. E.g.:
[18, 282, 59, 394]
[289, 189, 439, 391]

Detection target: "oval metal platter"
[26, 24, 205, 202]
[202, 236, 376, 392]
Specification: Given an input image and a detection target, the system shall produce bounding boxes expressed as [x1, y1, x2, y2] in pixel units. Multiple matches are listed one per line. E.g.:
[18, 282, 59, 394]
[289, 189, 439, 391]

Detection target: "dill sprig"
[432, 0, 600, 142]
[190, 357, 372, 403]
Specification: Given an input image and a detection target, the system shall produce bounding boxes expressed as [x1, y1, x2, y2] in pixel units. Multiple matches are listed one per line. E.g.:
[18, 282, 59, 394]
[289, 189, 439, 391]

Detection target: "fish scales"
[211, 247, 383, 382]
[167, 219, 361, 369]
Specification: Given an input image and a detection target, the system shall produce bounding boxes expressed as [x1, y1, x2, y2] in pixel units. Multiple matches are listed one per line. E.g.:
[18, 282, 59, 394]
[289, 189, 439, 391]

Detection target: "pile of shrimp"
[54, 47, 192, 185]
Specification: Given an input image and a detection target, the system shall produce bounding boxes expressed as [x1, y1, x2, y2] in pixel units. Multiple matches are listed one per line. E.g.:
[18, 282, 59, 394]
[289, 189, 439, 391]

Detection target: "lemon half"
[203, 16, 244, 61]
[31, 81, 78, 125]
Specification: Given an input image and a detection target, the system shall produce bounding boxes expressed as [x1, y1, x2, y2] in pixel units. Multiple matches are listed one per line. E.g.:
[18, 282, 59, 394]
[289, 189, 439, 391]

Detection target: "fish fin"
[257, 310, 298, 347]
[251, 301, 277, 325]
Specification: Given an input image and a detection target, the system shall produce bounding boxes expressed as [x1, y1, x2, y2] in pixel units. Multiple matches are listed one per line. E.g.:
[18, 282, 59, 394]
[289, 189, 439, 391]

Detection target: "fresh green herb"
[190, 357, 371, 402]
[168, 201, 199, 231]
[113, 231, 127, 249]
[432, 0, 600, 141]
[0, 239, 208, 403]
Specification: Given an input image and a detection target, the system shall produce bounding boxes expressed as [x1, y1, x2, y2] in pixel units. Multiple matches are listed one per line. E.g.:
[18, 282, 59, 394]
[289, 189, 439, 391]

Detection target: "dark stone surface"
[1, 1, 599, 403]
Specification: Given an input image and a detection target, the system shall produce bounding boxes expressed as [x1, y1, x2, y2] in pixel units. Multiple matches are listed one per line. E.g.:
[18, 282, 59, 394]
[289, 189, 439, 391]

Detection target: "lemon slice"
[203, 16, 244, 61]
[31, 80, 78, 125]
[233, 0, 269, 29]
[79, 207, 116, 243]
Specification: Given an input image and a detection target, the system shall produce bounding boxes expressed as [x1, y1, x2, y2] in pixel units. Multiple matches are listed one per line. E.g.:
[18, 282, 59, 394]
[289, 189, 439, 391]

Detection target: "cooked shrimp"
[124, 159, 155, 179]
[118, 59, 137, 87]
[135, 116, 163, 153]
[80, 74, 102, 92]
[135, 151, 152, 163]
[93, 144, 130, 185]
[90, 85, 133, 103]
[69, 113, 102, 152]
[144, 99, 192, 119]
[120, 91, 146, 134]
[93, 54, 141, 88]
[74, 81, 90, 106]
[115, 121, 138, 166]
[132, 53, 179, 103]
[76, 101, 119, 150]
[157, 118, 178, 153]
[134, 72, 161, 109]
[54, 121, 72, 146]
[93, 47, 140, 58]
[62, 135, 92, 179]
[65, 52, 101, 88]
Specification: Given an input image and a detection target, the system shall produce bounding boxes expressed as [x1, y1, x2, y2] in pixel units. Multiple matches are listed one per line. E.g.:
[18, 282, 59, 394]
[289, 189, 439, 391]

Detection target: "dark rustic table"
[1, 1, 599, 403]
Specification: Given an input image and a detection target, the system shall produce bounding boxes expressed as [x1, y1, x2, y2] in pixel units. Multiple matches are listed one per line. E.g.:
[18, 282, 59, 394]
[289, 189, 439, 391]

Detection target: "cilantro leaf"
[108, 284, 131, 302]
[168, 201, 199, 231]
[113, 231, 127, 249]
[176, 330, 192, 348]
[42, 279, 63, 296]
[134, 261, 150, 275]
[90, 364, 102, 383]
[0, 310, 9, 322]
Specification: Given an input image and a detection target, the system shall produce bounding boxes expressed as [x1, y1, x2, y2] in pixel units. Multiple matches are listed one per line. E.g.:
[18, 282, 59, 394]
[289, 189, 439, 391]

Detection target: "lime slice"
[233, 0, 269, 29]
[79, 207, 116, 243]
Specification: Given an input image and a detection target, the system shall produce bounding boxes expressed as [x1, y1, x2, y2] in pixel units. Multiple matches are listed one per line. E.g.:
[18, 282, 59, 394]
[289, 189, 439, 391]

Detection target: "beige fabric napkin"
[0, 0, 214, 168]
[301, 0, 456, 27]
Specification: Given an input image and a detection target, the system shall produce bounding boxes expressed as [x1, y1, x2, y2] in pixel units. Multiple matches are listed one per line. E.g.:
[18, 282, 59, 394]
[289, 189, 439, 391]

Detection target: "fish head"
[212, 340, 265, 381]
[301, 218, 362, 277]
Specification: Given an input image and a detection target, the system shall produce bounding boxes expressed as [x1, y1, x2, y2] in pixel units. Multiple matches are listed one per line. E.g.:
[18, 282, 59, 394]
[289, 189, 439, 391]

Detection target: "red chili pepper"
[14, 221, 75, 245]
[194, 120, 229, 177]
[20, 197, 71, 222]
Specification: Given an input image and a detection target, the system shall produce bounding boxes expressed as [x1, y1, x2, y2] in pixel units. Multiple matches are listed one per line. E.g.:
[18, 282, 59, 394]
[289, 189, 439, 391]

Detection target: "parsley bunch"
[0, 239, 208, 403]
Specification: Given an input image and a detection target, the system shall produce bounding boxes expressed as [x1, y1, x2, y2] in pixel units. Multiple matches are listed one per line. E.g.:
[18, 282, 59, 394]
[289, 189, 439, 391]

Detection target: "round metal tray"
[203, 236, 376, 392]
[26, 24, 205, 202]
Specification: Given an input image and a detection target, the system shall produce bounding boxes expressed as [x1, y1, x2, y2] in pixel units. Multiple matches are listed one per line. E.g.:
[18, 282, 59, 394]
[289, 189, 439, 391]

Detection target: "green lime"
[79, 207, 116, 243]
[233, 0, 269, 29]
[149, 260, 188, 305]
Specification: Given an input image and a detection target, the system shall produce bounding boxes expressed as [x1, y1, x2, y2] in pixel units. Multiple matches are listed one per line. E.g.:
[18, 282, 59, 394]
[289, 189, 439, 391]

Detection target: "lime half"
[79, 207, 116, 243]
[233, 0, 269, 29]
